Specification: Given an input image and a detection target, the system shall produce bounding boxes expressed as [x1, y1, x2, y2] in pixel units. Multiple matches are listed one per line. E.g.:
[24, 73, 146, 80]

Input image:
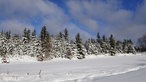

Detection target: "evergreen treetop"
[32, 29, 36, 37]
[64, 28, 69, 41]
[75, 33, 82, 44]
[109, 34, 116, 48]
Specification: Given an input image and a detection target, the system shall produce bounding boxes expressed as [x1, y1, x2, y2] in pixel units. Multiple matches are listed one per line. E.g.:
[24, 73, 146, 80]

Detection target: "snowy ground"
[0, 53, 146, 82]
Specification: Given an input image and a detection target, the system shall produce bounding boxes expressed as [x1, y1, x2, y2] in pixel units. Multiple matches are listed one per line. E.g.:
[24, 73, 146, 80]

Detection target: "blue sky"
[0, 0, 146, 43]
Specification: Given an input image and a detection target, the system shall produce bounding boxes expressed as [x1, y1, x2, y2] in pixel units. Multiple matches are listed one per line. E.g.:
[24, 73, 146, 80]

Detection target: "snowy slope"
[80, 68, 146, 82]
[0, 53, 146, 82]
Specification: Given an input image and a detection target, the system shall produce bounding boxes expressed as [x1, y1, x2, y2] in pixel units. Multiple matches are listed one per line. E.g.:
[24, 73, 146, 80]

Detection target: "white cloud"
[0, 0, 58, 19]
[0, 0, 92, 40]
[135, 0, 146, 23]
[0, 0, 146, 42]
[0, 20, 34, 34]
[66, 23, 92, 41]
[0, 0, 69, 35]
[66, 0, 146, 42]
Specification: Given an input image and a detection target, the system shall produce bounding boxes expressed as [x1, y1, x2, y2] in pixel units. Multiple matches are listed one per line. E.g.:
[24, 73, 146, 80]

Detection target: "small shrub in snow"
[1, 56, 9, 63]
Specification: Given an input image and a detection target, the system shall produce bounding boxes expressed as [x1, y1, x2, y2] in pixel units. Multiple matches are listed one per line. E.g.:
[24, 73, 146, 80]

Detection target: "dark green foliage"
[97, 32, 101, 44]
[76, 44, 85, 59]
[5, 31, 11, 39]
[26, 29, 31, 40]
[127, 40, 136, 54]
[32, 29, 36, 37]
[116, 41, 123, 53]
[100, 35, 108, 53]
[40, 26, 52, 58]
[0, 47, 5, 57]
[40, 26, 48, 41]
[122, 39, 135, 54]
[75, 33, 85, 59]
[23, 28, 27, 37]
[76, 33, 82, 44]
[58, 32, 63, 40]
[137, 34, 146, 52]
[109, 34, 116, 49]
[0, 25, 137, 61]
[109, 34, 116, 56]
[91, 38, 96, 43]
[0, 38, 7, 57]
[23, 28, 31, 41]
[102, 35, 107, 42]
[127, 45, 135, 54]
[64, 28, 69, 41]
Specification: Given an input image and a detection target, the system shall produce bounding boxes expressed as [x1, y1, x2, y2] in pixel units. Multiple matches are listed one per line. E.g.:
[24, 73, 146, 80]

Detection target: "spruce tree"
[116, 40, 123, 53]
[40, 26, 52, 59]
[5, 31, 11, 39]
[32, 29, 36, 37]
[76, 33, 82, 44]
[26, 29, 31, 41]
[0, 34, 7, 57]
[109, 34, 115, 48]
[59, 32, 63, 40]
[97, 32, 101, 43]
[40, 26, 49, 41]
[100, 35, 108, 53]
[0, 47, 5, 57]
[102, 35, 107, 42]
[23, 28, 27, 37]
[127, 40, 136, 54]
[23, 28, 31, 41]
[64, 28, 69, 41]
[137, 34, 146, 51]
[75, 33, 85, 59]
[122, 40, 127, 53]
[109, 34, 116, 56]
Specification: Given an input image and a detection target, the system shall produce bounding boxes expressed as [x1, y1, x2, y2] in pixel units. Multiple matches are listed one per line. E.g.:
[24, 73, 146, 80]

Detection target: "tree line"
[137, 34, 146, 52]
[0, 26, 136, 62]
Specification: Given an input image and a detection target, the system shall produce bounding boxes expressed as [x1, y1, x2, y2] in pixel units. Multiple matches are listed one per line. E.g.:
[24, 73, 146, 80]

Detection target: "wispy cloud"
[66, 0, 146, 41]
[0, 19, 34, 34]
[0, 0, 69, 34]
[0, 0, 146, 42]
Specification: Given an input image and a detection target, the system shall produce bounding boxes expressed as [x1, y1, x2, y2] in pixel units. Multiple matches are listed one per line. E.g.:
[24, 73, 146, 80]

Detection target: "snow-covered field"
[0, 53, 146, 82]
